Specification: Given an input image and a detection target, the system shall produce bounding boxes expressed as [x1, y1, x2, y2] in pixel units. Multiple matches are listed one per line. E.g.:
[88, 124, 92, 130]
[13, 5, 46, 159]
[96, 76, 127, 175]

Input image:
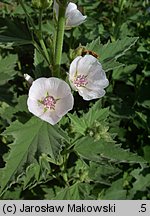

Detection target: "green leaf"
[22, 163, 41, 190]
[83, 102, 109, 128]
[54, 183, 93, 200]
[15, 95, 28, 113]
[0, 95, 28, 123]
[0, 54, 18, 85]
[74, 136, 145, 164]
[112, 64, 137, 81]
[102, 179, 127, 200]
[86, 37, 138, 71]
[1, 186, 22, 200]
[128, 169, 150, 199]
[86, 37, 103, 54]
[67, 113, 87, 135]
[100, 37, 139, 62]
[22, 154, 52, 190]
[88, 162, 121, 184]
[34, 49, 50, 78]
[0, 0, 12, 4]
[0, 84, 14, 104]
[0, 17, 32, 47]
[143, 146, 150, 163]
[0, 117, 69, 196]
[68, 100, 109, 135]
[133, 111, 148, 130]
[102, 60, 124, 72]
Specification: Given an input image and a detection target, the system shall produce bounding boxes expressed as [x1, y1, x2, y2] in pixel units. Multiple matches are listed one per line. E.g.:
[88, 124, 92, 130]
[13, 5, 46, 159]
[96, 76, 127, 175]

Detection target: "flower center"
[43, 96, 56, 110]
[74, 75, 88, 87]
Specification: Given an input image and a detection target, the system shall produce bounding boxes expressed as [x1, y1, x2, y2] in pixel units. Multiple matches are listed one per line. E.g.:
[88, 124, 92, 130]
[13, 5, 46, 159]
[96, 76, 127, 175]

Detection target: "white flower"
[27, 77, 74, 125]
[69, 55, 109, 101]
[54, 1, 87, 29]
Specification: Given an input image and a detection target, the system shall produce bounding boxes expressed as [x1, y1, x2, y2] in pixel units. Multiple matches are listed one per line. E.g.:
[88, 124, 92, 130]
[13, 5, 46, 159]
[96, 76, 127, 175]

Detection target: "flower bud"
[70, 45, 85, 60]
[24, 74, 34, 85]
[32, 0, 53, 10]
[54, 1, 87, 29]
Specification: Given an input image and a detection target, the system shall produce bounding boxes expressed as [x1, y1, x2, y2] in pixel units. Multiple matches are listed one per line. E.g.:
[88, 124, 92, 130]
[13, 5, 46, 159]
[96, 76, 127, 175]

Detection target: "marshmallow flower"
[27, 77, 74, 125]
[54, 1, 87, 29]
[69, 55, 109, 101]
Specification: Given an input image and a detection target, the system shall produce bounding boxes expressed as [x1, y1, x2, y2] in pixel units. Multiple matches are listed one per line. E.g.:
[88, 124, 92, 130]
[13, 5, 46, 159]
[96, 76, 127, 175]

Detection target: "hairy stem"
[38, 9, 50, 64]
[54, 4, 66, 77]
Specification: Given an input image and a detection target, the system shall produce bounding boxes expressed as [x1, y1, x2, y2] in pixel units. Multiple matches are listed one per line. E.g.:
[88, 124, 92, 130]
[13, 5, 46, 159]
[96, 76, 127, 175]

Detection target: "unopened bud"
[24, 74, 34, 85]
[32, 0, 53, 10]
[70, 45, 85, 60]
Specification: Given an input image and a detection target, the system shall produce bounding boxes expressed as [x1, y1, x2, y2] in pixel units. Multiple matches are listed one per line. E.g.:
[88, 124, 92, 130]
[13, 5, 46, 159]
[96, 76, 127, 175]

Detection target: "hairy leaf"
[0, 54, 18, 85]
[22, 154, 52, 190]
[0, 117, 69, 196]
[86, 37, 138, 71]
[128, 168, 150, 199]
[102, 179, 127, 200]
[0, 17, 32, 47]
[74, 136, 145, 164]
[68, 100, 109, 135]
[67, 113, 87, 135]
[88, 162, 121, 184]
[34, 49, 50, 78]
[54, 183, 93, 200]
[0, 95, 28, 123]
[100, 37, 139, 62]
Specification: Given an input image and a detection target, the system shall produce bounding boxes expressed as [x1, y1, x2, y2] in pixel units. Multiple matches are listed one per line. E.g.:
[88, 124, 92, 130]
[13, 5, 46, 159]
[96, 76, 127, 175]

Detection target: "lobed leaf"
[68, 100, 109, 135]
[100, 37, 139, 62]
[128, 168, 150, 199]
[0, 117, 69, 196]
[0, 17, 32, 47]
[54, 183, 93, 200]
[74, 136, 145, 164]
[88, 162, 121, 184]
[0, 54, 18, 85]
[86, 37, 138, 71]
[101, 179, 127, 200]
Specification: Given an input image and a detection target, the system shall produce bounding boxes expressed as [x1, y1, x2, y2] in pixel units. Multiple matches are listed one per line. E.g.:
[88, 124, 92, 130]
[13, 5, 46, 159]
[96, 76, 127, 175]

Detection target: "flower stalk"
[54, 3, 67, 77]
[38, 8, 50, 64]
[19, 0, 50, 65]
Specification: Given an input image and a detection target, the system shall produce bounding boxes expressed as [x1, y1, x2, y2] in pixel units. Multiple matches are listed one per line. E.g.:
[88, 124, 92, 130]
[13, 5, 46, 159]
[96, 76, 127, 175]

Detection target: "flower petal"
[69, 55, 109, 101]
[27, 77, 74, 125]
[55, 93, 74, 117]
[66, 9, 87, 28]
[69, 56, 82, 80]
[40, 110, 61, 125]
[45, 77, 72, 99]
[28, 78, 48, 100]
[65, 2, 77, 15]
[87, 78, 109, 90]
[77, 55, 97, 76]
[86, 60, 109, 88]
[54, 1, 86, 29]
[27, 98, 44, 117]
[78, 87, 106, 101]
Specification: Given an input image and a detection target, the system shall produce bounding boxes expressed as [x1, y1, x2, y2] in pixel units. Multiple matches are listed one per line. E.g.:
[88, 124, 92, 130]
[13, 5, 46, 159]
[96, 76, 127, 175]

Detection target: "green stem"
[61, 153, 69, 186]
[55, 4, 66, 77]
[113, 0, 125, 40]
[19, 0, 36, 32]
[39, 39, 50, 63]
[39, 9, 43, 33]
[19, 0, 50, 65]
[38, 9, 50, 64]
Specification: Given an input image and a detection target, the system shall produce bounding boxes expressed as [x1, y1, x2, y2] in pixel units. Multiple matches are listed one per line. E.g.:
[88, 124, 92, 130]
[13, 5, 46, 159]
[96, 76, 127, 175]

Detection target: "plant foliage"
[0, 0, 149, 200]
